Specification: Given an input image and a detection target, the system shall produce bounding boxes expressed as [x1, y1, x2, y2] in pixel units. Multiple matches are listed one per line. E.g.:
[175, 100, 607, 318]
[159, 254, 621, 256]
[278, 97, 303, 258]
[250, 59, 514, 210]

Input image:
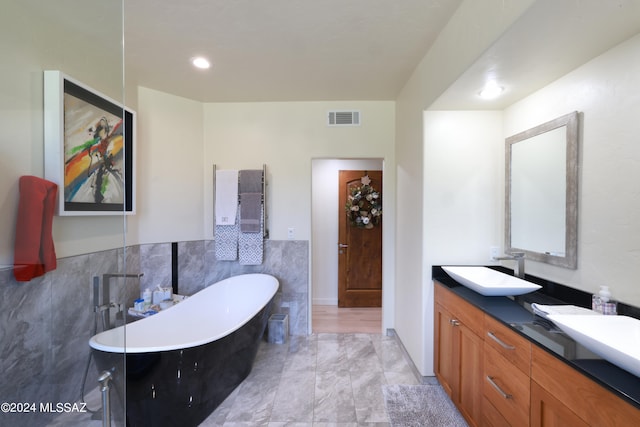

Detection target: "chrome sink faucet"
[493, 252, 525, 279]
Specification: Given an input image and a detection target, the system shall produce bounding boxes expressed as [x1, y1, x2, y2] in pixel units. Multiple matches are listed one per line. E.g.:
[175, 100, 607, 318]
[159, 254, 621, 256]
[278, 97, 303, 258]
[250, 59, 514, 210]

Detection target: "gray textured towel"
[239, 170, 263, 193]
[214, 222, 238, 260]
[239, 230, 263, 265]
[240, 193, 262, 233]
[239, 203, 263, 265]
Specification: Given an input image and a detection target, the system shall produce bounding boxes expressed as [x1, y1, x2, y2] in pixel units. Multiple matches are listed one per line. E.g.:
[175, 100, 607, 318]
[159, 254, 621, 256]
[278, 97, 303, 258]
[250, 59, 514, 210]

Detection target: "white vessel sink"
[441, 266, 541, 296]
[547, 314, 640, 378]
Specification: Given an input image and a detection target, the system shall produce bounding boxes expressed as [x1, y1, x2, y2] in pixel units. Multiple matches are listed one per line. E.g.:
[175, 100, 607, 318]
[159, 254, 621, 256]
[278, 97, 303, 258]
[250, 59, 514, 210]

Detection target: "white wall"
[502, 33, 640, 307]
[311, 158, 383, 306]
[0, 0, 126, 265]
[202, 102, 394, 239]
[422, 111, 504, 373]
[394, 0, 534, 376]
[424, 111, 504, 265]
[133, 87, 205, 244]
[202, 101, 396, 331]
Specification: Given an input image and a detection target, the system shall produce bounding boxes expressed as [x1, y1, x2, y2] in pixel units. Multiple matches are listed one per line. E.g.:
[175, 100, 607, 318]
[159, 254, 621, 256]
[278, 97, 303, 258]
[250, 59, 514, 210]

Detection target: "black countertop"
[432, 265, 640, 410]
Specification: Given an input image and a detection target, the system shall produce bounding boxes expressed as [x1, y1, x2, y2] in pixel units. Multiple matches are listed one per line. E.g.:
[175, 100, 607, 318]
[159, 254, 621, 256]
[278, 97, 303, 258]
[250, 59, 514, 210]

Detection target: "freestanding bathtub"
[89, 273, 279, 427]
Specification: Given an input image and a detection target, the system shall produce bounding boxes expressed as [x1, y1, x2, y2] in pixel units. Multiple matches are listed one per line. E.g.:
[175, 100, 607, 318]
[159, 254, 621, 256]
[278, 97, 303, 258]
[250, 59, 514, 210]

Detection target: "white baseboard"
[312, 298, 338, 305]
[387, 328, 437, 385]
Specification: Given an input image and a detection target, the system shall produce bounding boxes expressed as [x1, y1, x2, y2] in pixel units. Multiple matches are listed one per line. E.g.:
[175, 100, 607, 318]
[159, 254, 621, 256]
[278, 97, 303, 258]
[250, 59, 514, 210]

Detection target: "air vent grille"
[327, 110, 361, 126]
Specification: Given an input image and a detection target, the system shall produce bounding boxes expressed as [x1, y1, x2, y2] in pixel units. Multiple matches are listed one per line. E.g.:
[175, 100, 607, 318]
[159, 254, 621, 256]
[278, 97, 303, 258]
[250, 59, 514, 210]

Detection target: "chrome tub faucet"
[94, 273, 144, 330]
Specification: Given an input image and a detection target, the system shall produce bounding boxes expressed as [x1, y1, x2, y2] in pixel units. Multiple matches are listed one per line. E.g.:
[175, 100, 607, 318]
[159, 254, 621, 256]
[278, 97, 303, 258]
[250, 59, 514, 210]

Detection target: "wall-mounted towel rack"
[212, 164, 269, 239]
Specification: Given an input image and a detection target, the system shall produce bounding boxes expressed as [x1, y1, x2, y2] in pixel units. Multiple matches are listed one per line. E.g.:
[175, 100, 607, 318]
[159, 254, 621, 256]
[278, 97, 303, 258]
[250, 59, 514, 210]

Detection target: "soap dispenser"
[592, 285, 617, 315]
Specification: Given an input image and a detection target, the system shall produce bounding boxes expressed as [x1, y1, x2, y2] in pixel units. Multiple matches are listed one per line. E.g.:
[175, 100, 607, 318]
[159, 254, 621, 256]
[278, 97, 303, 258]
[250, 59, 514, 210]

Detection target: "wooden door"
[531, 381, 589, 427]
[338, 170, 382, 307]
[435, 302, 482, 426]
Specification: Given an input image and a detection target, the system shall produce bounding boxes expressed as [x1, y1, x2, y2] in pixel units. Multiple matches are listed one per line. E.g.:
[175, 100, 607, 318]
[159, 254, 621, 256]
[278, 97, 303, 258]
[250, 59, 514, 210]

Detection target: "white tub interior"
[89, 273, 279, 353]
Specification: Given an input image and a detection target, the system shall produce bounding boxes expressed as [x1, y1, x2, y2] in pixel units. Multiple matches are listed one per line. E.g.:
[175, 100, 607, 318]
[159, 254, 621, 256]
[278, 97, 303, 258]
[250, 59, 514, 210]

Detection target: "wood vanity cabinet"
[434, 283, 484, 427]
[434, 280, 640, 427]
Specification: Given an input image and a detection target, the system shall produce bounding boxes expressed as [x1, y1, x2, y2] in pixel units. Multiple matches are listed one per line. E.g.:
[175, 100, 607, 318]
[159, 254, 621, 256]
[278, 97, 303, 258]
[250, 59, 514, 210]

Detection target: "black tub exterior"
[92, 297, 274, 427]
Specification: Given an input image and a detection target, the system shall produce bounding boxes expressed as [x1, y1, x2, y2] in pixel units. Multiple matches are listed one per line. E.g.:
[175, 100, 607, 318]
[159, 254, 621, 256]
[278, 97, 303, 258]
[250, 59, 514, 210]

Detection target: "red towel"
[13, 176, 58, 282]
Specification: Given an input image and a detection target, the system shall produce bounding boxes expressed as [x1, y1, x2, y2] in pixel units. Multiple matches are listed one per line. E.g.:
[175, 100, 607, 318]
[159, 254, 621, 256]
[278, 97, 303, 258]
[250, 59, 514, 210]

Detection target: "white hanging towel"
[215, 170, 239, 225]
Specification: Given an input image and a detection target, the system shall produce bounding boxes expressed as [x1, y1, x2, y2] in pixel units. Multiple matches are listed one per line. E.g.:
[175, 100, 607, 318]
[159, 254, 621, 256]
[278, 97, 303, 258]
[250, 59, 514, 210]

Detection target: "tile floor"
[46, 332, 420, 426]
[200, 333, 421, 426]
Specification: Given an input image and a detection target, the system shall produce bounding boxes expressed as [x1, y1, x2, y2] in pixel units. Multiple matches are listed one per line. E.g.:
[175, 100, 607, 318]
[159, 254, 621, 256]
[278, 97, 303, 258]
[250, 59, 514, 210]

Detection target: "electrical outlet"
[287, 227, 295, 240]
[490, 246, 500, 260]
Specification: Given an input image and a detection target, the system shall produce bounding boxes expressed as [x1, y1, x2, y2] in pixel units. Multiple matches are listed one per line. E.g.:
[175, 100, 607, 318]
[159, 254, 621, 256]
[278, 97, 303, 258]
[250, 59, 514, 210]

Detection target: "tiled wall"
[137, 239, 309, 335]
[0, 239, 308, 426]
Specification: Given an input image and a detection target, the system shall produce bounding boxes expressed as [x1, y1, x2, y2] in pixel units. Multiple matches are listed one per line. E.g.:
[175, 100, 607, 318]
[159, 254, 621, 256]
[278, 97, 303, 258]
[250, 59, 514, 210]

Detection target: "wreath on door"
[345, 175, 382, 229]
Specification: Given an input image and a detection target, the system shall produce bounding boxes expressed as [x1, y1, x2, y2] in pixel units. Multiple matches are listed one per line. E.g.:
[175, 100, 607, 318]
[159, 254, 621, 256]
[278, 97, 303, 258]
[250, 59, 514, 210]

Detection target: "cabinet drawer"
[435, 281, 483, 336]
[484, 344, 530, 427]
[532, 346, 640, 426]
[484, 314, 531, 375]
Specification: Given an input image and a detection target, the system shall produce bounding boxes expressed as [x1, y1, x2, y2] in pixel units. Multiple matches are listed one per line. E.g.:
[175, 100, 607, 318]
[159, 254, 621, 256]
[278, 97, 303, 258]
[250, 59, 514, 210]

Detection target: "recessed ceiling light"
[478, 81, 504, 100]
[191, 57, 211, 69]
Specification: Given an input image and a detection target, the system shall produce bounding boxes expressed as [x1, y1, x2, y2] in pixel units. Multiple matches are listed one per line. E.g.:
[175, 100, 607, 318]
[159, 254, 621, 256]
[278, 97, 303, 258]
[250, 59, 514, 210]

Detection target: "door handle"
[338, 243, 348, 248]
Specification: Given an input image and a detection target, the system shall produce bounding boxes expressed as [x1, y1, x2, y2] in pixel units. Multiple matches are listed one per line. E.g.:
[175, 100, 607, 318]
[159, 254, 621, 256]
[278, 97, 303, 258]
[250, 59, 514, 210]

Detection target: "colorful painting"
[44, 71, 135, 215]
[64, 92, 124, 205]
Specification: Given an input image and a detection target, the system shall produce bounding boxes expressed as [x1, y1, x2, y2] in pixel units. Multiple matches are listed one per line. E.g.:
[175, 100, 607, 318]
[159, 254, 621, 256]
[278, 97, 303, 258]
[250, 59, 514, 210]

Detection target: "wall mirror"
[505, 111, 579, 269]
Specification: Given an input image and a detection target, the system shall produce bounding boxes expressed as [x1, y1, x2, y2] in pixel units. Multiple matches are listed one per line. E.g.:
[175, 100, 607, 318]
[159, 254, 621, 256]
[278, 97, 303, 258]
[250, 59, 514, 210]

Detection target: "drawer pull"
[487, 331, 515, 350]
[486, 376, 512, 399]
[450, 319, 460, 326]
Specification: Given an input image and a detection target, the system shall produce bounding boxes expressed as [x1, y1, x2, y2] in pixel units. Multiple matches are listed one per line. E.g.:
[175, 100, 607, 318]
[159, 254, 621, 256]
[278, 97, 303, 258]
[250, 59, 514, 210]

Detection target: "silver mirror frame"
[505, 111, 579, 269]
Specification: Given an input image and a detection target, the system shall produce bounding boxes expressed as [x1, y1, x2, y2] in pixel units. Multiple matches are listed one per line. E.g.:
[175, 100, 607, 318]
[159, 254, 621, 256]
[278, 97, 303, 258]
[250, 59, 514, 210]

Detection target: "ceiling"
[48, 0, 638, 106]
[123, 0, 462, 103]
[431, 1, 640, 110]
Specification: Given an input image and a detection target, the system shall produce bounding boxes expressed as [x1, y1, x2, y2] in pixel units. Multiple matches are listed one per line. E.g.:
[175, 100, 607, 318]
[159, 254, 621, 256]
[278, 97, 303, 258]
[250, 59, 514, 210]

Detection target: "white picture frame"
[44, 70, 136, 215]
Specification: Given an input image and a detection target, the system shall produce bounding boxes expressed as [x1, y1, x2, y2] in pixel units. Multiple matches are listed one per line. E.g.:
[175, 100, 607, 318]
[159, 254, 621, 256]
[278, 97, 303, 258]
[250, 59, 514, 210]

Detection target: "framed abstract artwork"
[44, 70, 136, 215]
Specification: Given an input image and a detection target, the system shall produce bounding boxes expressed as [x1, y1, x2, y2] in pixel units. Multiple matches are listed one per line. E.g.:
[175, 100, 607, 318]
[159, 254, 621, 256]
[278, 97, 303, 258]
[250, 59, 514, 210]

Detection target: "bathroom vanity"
[433, 266, 640, 427]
